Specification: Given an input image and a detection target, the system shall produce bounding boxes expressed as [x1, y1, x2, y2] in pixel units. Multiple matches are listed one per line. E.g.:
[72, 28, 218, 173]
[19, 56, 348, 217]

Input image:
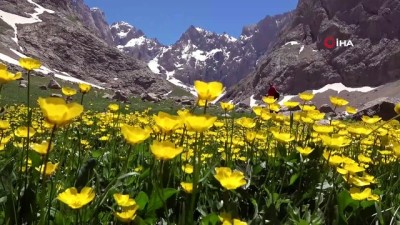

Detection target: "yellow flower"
[296, 146, 314, 156]
[235, 117, 256, 129]
[262, 96, 277, 104]
[38, 97, 83, 126]
[79, 83, 91, 94]
[150, 140, 183, 160]
[57, 187, 95, 209]
[300, 105, 316, 111]
[313, 124, 334, 134]
[114, 206, 139, 223]
[0, 120, 10, 130]
[153, 112, 182, 133]
[36, 162, 58, 176]
[358, 154, 372, 164]
[197, 99, 209, 107]
[61, 87, 77, 96]
[219, 213, 247, 225]
[361, 115, 382, 124]
[323, 152, 344, 166]
[347, 126, 372, 136]
[184, 114, 217, 132]
[214, 121, 225, 127]
[120, 124, 151, 145]
[395, 103, 400, 114]
[344, 163, 365, 174]
[182, 164, 193, 174]
[329, 96, 349, 107]
[113, 193, 136, 207]
[233, 219, 248, 225]
[214, 167, 246, 190]
[245, 131, 256, 142]
[31, 141, 54, 155]
[320, 135, 351, 148]
[194, 80, 224, 102]
[271, 131, 294, 143]
[220, 102, 234, 111]
[299, 92, 314, 101]
[177, 108, 190, 119]
[349, 188, 379, 201]
[180, 182, 193, 193]
[108, 103, 119, 112]
[0, 69, 22, 84]
[336, 167, 348, 175]
[269, 103, 280, 112]
[15, 126, 36, 138]
[346, 106, 357, 114]
[393, 142, 400, 158]
[306, 110, 325, 120]
[19, 57, 41, 70]
[283, 101, 300, 108]
[260, 110, 272, 121]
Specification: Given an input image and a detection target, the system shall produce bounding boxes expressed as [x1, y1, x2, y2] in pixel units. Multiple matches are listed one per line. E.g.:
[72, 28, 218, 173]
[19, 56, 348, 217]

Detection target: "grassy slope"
[0, 72, 253, 117]
[0, 74, 185, 113]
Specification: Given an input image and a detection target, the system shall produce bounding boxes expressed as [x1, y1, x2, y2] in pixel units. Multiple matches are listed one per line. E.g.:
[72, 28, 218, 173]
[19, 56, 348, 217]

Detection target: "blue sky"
[85, 0, 298, 45]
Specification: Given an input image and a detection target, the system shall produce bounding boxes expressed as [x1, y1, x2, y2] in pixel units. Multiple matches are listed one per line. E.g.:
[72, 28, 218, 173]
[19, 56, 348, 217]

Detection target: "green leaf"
[289, 173, 299, 186]
[201, 213, 219, 225]
[139, 168, 151, 179]
[147, 188, 177, 212]
[135, 191, 149, 210]
[135, 216, 150, 225]
[91, 150, 102, 158]
[298, 219, 310, 225]
[360, 200, 374, 209]
[337, 191, 359, 224]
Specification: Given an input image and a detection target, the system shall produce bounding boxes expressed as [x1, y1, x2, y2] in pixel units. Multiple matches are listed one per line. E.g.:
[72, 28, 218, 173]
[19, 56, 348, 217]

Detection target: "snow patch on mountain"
[0, 48, 104, 89]
[285, 41, 300, 46]
[192, 50, 207, 61]
[299, 45, 305, 54]
[223, 34, 237, 42]
[312, 83, 376, 94]
[0, 0, 54, 45]
[125, 36, 147, 47]
[148, 58, 161, 74]
[111, 21, 132, 29]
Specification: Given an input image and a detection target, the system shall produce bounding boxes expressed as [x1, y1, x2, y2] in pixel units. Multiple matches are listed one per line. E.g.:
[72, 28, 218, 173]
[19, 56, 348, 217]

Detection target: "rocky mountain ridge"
[113, 12, 294, 88]
[226, 0, 400, 103]
[0, 0, 171, 96]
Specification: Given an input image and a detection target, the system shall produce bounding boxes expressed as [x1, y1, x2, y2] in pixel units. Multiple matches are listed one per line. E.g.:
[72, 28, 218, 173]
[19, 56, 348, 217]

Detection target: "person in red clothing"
[267, 82, 280, 100]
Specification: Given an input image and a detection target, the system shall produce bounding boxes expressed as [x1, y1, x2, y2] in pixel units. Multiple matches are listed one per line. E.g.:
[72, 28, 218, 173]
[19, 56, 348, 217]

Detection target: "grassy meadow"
[0, 59, 400, 225]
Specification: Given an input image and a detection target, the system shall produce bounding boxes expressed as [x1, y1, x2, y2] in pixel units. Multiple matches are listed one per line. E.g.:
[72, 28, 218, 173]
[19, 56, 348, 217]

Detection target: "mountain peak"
[110, 21, 145, 43]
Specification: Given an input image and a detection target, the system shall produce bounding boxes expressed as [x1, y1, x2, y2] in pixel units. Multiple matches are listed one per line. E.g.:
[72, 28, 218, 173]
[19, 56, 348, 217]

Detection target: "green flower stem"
[36, 125, 57, 223]
[24, 70, 32, 191]
[188, 132, 203, 224]
[123, 145, 133, 172]
[80, 93, 85, 105]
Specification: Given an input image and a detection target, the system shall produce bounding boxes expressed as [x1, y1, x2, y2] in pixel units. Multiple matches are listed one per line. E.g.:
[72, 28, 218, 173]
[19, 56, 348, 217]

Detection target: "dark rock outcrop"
[226, 0, 400, 103]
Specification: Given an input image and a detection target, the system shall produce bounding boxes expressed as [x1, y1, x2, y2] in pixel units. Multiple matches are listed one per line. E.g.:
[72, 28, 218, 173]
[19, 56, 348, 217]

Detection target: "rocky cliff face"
[226, 0, 400, 102]
[113, 12, 293, 88]
[36, 0, 114, 45]
[0, 0, 171, 95]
